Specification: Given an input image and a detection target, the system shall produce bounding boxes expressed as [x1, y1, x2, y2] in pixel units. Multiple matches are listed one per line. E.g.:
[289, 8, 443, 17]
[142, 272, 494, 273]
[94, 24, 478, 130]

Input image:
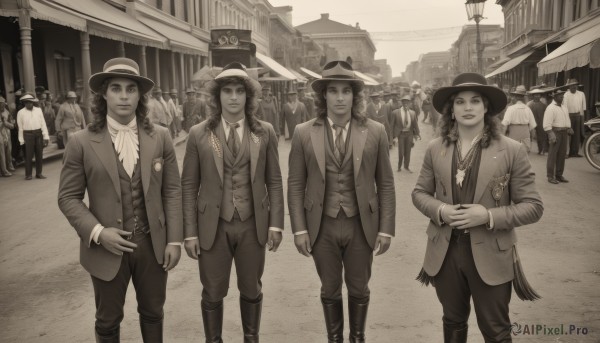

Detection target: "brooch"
[250, 132, 260, 145]
[210, 131, 222, 158]
[489, 174, 510, 206]
[152, 158, 163, 172]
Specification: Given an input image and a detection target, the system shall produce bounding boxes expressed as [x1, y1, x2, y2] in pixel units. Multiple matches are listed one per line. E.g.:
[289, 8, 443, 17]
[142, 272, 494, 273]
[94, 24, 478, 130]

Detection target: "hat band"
[105, 64, 140, 75]
[321, 74, 358, 80]
[453, 82, 489, 87]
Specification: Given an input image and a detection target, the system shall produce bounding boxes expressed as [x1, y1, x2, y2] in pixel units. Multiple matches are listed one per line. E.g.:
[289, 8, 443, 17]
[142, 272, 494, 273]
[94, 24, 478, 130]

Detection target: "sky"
[268, 0, 505, 77]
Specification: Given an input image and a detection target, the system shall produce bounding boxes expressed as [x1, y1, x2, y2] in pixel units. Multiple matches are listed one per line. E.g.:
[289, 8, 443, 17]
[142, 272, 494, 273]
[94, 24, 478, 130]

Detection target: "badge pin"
[154, 161, 162, 172]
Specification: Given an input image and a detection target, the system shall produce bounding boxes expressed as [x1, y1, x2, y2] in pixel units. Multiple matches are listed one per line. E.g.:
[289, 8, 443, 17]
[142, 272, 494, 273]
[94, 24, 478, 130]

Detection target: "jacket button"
[116, 219, 122, 224]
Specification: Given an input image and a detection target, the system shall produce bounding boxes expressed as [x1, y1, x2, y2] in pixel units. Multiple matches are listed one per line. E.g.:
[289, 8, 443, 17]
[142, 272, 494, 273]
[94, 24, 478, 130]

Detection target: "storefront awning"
[290, 70, 308, 82]
[137, 16, 208, 55]
[0, 1, 87, 31]
[354, 71, 379, 86]
[48, 0, 167, 49]
[537, 24, 600, 75]
[299, 67, 322, 79]
[256, 52, 297, 80]
[485, 51, 535, 78]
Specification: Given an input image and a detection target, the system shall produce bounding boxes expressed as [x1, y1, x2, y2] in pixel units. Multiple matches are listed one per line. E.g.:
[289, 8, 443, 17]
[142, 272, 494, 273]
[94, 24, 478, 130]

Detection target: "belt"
[552, 127, 568, 132]
[23, 129, 42, 133]
[451, 228, 470, 236]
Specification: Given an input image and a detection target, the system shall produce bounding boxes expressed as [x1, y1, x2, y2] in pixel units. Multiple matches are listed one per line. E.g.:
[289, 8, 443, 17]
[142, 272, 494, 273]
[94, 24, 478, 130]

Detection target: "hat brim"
[432, 85, 507, 116]
[89, 72, 155, 95]
[204, 76, 262, 97]
[510, 91, 527, 96]
[310, 78, 364, 93]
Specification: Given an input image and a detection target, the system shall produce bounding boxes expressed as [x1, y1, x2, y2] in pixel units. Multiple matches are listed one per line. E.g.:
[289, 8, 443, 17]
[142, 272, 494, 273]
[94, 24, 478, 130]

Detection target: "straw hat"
[89, 57, 154, 95]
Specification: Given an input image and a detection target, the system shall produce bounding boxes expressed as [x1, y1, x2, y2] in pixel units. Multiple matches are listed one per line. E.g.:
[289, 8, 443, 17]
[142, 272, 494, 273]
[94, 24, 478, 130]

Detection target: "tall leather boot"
[321, 298, 344, 343]
[348, 296, 369, 343]
[95, 326, 120, 343]
[140, 319, 163, 343]
[240, 293, 263, 343]
[201, 300, 224, 343]
[443, 323, 468, 343]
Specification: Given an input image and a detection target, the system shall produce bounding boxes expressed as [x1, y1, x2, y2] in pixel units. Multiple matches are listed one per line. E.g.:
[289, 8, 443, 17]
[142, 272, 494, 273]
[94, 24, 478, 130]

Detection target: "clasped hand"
[441, 204, 489, 229]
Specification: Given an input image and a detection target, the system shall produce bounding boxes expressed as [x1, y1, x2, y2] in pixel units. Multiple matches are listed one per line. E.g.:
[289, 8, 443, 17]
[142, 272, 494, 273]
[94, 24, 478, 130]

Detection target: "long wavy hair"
[438, 91, 502, 148]
[88, 79, 152, 134]
[204, 76, 264, 136]
[314, 81, 367, 125]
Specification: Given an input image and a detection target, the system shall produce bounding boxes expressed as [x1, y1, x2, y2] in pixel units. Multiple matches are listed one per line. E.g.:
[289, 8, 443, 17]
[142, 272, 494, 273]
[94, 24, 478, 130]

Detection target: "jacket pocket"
[369, 197, 379, 213]
[304, 197, 313, 211]
[426, 224, 439, 242]
[198, 199, 207, 214]
[496, 234, 515, 251]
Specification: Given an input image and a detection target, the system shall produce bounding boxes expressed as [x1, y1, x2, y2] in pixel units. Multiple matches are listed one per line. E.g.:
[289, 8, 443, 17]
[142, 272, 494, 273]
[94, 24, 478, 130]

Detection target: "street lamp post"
[465, 0, 486, 74]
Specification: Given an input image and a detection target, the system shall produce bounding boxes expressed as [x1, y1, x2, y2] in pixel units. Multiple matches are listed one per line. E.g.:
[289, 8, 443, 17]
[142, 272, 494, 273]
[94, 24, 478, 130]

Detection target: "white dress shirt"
[400, 107, 412, 130]
[563, 90, 586, 115]
[543, 101, 571, 131]
[17, 106, 49, 145]
[501, 102, 537, 130]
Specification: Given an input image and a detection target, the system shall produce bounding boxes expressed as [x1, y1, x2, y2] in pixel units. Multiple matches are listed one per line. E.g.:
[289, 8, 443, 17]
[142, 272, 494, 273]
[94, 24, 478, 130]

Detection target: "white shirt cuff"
[378, 232, 393, 238]
[269, 227, 283, 232]
[184, 237, 198, 241]
[90, 224, 104, 246]
[487, 210, 495, 230]
[294, 230, 308, 236]
[168, 242, 182, 246]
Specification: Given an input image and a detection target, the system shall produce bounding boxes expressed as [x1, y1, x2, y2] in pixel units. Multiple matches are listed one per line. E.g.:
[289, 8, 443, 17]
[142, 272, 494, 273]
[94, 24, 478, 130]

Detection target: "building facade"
[451, 24, 504, 75]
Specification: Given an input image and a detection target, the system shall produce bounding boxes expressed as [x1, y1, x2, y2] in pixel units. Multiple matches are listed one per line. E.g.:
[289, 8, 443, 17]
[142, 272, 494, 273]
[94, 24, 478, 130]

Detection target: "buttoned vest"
[323, 124, 359, 218]
[115, 151, 149, 232]
[220, 127, 253, 222]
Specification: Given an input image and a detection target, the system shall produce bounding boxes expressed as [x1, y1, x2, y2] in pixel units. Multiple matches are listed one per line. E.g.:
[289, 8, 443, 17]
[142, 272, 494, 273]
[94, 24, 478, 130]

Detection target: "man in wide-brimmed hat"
[55, 90, 86, 145]
[391, 94, 421, 173]
[181, 62, 283, 342]
[282, 89, 309, 138]
[17, 93, 49, 180]
[288, 60, 396, 342]
[501, 85, 537, 152]
[563, 78, 586, 157]
[413, 72, 543, 342]
[257, 83, 280, 138]
[0, 96, 15, 176]
[58, 57, 182, 342]
[543, 89, 571, 184]
[167, 88, 182, 136]
[527, 87, 551, 154]
[182, 87, 200, 132]
[298, 85, 315, 120]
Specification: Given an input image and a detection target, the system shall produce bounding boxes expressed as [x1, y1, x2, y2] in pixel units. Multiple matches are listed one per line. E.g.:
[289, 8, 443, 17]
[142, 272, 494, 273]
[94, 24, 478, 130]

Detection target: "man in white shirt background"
[16, 93, 49, 180]
[543, 90, 571, 184]
[563, 78, 586, 158]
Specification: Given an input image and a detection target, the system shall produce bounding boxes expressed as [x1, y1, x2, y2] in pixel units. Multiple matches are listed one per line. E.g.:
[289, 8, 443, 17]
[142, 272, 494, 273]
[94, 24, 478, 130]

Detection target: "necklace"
[455, 133, 483, 188]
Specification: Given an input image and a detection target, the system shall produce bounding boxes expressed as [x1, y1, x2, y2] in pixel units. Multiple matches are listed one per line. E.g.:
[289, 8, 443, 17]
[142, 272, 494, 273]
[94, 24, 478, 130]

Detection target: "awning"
[485, 51, 535, 78]
[256, 52, 297, 80]
[0, 1, 87, 31]
[137, 16, 208, 54]
[354, 71, 379, 86]
[537, 24, 600, 75]
[290, 70, 308, 82]
[48, 0, 167, 49]
[299, 67, 322, 79]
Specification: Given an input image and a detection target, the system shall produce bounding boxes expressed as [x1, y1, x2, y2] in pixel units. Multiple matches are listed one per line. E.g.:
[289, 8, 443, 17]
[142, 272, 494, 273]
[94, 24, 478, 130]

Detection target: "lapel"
[213, 123, 226, 184]
[438, 142, 454, 202]
[351, 119, 368, 180]
[474, 139, 504, 203]
[310, 118, 326, 180]
[249, 126, 260, 183]
[89, 127, 120, 197]
[138, 126, 157, 196]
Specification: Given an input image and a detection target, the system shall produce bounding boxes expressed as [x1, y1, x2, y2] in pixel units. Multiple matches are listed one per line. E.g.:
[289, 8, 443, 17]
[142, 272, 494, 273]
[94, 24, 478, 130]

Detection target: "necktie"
[334, 124, 345, 164]
[227, 122, 240, 157]
[403, 108, 409, 127]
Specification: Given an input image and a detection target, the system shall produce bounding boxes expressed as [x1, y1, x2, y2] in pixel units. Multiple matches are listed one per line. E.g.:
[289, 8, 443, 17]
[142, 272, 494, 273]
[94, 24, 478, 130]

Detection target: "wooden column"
[118, 42, 126, 57]
[179, 53, 186, 95]
[80, 32, 92, 121]
[170, 51, 177, 92]
[18, 9, 35, 93]
[154, 48, 161, 86]
[139, 46, 147, 76]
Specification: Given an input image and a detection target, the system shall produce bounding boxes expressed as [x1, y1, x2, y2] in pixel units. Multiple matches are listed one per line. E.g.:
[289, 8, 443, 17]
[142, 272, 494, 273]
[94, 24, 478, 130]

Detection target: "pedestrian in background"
[181, 62, 283, 342]
[41, 91, 56, 135]
[413, 72, 543, 343]
[298, 85, 316, 120]
[55, 91, 86, 145]
[0, 97, 15, 177]
[501, 85, 537, 152]
[391, 94, 421, 173]
[167, 89, 181, 137]
[17, 94, 49, 180]
[257, 84, 280, 139]
[563, 78, 586, 157]
[288, 60, 395, 343]
[58, 57, 182, 342]
[181, 88, 197, 132]
[544, 89, 571, 184]
[282, 90, 308, 139]
[527, 88, 549, 155]
[147, 87, 170, 128]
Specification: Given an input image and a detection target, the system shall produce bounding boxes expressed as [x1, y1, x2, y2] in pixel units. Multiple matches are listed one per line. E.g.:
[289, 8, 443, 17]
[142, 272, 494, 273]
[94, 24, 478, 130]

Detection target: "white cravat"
[107, 116, 139, 178]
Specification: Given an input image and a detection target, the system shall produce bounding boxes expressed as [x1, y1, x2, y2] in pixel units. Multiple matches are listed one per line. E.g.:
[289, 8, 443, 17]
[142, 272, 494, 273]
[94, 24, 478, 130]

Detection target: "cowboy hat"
[510, 85, 528, 96]
[432, 72, 507, 116]
[89, 57, 155, 95]
[311, 60, 364, 93]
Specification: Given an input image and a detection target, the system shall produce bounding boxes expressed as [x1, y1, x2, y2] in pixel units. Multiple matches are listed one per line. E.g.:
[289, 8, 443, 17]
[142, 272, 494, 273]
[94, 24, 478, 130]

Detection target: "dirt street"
[1, 122, 599, 342]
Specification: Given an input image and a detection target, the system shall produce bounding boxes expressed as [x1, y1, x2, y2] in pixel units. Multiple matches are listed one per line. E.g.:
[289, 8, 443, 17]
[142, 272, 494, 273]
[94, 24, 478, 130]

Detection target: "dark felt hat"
[311, 61, 364, 93]
[432, 73, 507, 116]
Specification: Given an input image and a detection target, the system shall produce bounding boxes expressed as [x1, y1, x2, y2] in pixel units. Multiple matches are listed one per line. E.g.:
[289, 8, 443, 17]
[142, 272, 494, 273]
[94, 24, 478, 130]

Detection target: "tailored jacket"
[391, 107, 420, 138]
[412, 136, 543, 286]
[58, 124, 183, 281]
[181, 119, 284, 250]
[287, 117, 396, 249]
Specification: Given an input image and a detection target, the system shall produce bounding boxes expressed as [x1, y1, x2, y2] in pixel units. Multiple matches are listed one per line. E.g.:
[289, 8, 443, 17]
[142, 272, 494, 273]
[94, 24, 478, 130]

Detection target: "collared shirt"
[563, 90, 586, 115]
[543, 101, 571, 131]
[222, 116, 245, 141]
[17, 106, 49, 144]
[400, 106, 412, 130]
[501, 102, 537, 130]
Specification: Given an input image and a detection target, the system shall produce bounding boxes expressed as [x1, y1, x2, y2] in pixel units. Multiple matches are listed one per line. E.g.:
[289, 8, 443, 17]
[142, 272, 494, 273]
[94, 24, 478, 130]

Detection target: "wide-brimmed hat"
[66, 91, 77, 98]
[208, 61, 261, 91]
[432, 72, 507, 116]
[369, 92, 381, 98]
[152, 87, 163, 94]
[89, 57, 154, 95]
[410, 81, 421, 88]
[400, 95, 412, 102]
[511, 85, 527, 96]
[35, 86, 45, 94]
[185, 87, 195, 94]
[528, 88, 551, 95]
[170, 89, 178, 95]
[311, 60, 364, 93]
[287, 90, 298, 95]
[551, 89, 566, 97]
[261, 84, 271, 91]
[20, 93, 39, 103]
[565, 78, 579, 87]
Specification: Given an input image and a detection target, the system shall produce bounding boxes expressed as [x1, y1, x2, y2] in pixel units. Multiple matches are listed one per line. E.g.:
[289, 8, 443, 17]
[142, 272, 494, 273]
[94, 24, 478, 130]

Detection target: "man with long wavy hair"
[288, 60, 396, 342]
[181, 62, 284, 343]
[58, 57, 183, 342]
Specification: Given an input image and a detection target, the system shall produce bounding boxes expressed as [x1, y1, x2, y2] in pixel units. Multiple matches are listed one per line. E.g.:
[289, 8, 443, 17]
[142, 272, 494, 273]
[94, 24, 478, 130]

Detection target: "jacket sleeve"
[160, 129, 183, 243]
[412, 141, 445, 226]
[375, 124, 396, 236]
[265, 124, 284, 229]
[181, 126, 201, 238]
[287, 125, 308, 233]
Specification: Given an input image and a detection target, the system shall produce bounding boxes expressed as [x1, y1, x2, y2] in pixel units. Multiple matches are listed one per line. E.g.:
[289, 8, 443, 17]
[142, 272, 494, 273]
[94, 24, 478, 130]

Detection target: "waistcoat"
[220, 127, 254, 222]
